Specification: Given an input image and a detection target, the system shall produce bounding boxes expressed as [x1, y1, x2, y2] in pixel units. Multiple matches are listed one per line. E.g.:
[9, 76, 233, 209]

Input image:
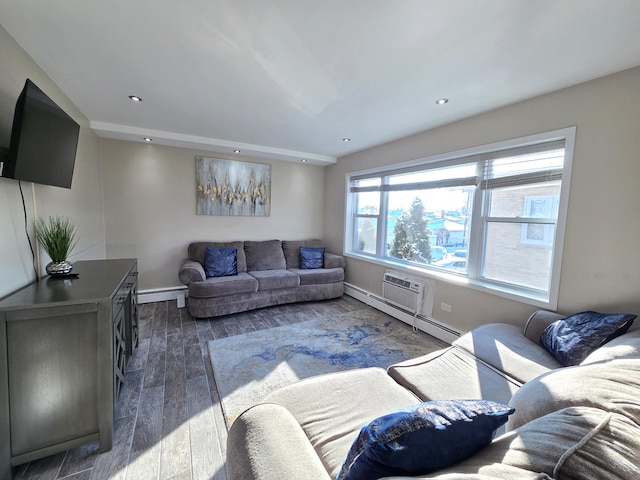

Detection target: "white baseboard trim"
[138, 286, 188, 306]
[344, 282, 461, 344]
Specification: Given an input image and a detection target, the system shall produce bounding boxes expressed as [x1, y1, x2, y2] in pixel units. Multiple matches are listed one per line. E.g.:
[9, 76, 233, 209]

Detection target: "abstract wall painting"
[196, 156, 271, 216]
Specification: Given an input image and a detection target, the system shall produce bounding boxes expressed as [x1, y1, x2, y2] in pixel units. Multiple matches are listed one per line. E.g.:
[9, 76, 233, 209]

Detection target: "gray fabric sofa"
[178, 239, 345, 318]
[226, 310, 640, 479]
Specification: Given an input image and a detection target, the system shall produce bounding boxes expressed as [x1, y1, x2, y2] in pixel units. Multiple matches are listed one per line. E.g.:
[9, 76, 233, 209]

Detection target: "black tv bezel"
[1, 79, 80, 189]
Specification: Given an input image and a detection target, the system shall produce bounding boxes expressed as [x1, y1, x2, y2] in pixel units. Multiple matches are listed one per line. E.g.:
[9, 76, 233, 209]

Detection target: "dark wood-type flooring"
[11, 296, 441, 480]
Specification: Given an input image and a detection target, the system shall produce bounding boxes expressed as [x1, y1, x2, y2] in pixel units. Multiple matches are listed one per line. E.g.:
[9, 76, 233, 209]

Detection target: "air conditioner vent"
[382, 272, 425, 313]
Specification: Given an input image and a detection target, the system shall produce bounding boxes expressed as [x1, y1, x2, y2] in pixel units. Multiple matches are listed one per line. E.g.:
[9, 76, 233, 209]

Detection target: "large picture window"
[345, 128, 575, 308]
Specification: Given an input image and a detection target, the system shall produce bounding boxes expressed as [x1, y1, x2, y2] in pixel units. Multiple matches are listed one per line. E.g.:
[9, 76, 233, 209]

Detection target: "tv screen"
[1, 79, 80, 189]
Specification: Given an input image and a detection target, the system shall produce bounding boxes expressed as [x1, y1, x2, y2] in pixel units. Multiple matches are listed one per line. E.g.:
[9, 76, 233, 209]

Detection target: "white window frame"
[344, 127, 576, 309]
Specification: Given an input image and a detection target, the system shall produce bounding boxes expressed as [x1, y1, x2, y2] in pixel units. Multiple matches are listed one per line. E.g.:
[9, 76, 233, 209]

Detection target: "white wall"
[99, 139, 325, 291]
[0, 26, 105, 299]
[325, 66, 640, 333]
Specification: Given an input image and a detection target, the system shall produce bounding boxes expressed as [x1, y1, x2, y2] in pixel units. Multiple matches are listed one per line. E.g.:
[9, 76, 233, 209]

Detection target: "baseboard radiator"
[344, 282, 461, 344]
[138, 287, 187, 306]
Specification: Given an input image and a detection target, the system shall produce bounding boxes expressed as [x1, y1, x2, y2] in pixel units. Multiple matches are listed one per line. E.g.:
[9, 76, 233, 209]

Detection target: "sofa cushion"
[289, 267, 344, 285]
[204, 247, 237, 277]
[187, 272, 258, 298]
[188, 241, 247, 272]
[244, 240, 286, 271]
[248, 269, 300, 291]
[265, 367, 421, 478]
[581, 329, 640, 364]
[422, 406, 640, 480]
[453, 323, 562, 384]
[507, 358, 640, 431]
[336, 400, 513, 480]
[282, 239, 324, 269]
[540, 311, 636, 366]
[388, 346, 521, 406]
[301, 247, 325, 269]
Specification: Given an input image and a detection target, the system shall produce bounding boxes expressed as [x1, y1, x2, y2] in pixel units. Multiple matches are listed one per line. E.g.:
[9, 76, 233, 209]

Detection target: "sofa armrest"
[324, 252, 345, 269]
[227, 403, 331, 480]
[178, 260, 206, 284]
[523, 310, 565, 344]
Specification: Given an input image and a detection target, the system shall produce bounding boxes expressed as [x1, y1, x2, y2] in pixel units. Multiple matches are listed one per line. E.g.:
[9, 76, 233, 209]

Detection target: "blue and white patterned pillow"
[540, 311, 636, 366]
[336, 399, 514, 480]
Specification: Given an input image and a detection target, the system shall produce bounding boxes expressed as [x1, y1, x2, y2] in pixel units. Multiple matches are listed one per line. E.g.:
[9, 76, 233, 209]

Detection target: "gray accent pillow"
[244, 240, 286, 271]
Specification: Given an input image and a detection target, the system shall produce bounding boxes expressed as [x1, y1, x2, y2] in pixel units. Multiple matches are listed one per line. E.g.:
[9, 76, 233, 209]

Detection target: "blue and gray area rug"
[208, 307, 447, 426]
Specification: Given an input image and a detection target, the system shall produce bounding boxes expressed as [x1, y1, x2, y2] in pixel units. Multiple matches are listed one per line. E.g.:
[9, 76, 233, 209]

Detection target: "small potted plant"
[35, 216, 78, 276]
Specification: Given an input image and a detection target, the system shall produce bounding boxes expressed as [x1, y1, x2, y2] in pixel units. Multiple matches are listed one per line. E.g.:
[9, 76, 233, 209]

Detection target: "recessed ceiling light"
[143, 137, 152, 142]
[129, 95, 143, 102]
[435, 98, 449, 105]
[342, 138, 351, 142]
[234, 149, 241, 153]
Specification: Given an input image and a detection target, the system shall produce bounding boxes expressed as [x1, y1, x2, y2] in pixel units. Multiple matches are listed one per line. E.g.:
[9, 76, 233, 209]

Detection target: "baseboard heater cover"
[344, 283, 461, 344]
[138, 286, 187, 305]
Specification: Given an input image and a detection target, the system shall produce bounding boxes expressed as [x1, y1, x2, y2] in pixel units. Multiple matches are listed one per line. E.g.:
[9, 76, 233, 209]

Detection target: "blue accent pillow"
[540, 311, 636, 366]
[204, 247, 237, 278]
[300, 247, 325, 269]
[336, 399, 514, 480]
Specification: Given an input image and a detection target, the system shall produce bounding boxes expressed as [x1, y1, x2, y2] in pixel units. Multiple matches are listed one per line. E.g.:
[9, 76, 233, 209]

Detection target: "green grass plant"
[35, 216, 78, 262]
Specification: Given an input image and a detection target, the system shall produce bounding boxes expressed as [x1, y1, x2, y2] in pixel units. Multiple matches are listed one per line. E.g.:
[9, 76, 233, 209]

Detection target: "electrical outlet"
[440, 302, 452, 312]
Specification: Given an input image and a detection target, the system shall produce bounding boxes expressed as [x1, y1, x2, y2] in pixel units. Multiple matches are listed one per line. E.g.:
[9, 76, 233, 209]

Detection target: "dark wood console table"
[0, 258, 138, 479]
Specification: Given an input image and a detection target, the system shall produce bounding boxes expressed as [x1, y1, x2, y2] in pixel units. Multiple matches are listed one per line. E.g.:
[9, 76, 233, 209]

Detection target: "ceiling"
[2, 0, 640, 165]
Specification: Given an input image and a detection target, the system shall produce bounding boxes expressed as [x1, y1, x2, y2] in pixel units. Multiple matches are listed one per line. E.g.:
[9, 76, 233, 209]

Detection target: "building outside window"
[345, 128, 575, 308]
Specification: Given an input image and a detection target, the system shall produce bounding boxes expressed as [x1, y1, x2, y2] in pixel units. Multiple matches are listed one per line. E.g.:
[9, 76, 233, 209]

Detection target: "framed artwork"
[196, 156, 271, 216]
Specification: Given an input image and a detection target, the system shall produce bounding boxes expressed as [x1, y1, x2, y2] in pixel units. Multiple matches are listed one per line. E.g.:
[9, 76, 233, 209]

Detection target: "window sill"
[343, 251, 556, 310]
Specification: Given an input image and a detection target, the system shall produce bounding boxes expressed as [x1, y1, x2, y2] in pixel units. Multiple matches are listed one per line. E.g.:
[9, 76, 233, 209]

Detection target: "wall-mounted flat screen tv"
[0, 79, 80, 189]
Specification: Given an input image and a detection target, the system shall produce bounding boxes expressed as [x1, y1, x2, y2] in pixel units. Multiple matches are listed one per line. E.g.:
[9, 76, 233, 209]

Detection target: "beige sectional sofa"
[178, 239, 345, 318]
[226, 310, 640, 479]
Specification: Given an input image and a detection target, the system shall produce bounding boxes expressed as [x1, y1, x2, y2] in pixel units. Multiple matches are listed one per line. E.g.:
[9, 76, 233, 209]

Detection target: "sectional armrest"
[178, 260, 206, 284]
[227, 403, 331, 480]
[523, 310, 565, 344]
[324, 252, 346, 269]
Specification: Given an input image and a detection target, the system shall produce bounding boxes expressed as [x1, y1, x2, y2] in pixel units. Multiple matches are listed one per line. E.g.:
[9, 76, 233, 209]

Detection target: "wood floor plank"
[209, 318, 230, 340]
[125, 386, 164, 480]
[149, 304, 168, 354]
[164, 334, 186, 405]
[126, 337, 150, 372]
[184, 343, 205, 380]
[16, 451, 66, 480]
[186, 376, 226, 480]
[166, 311, 182, 337]
[194, 319, 215, 355]
[89, 415, 136, 480]
[180, 321, 199, 346]
[143, 351, 167, 389]
[159, 401, 191, 480]
[58, 442, 99, 479]
[116, 368, 144, 419]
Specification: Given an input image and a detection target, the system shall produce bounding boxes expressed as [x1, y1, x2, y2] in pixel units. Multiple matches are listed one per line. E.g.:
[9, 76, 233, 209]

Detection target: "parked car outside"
[433, 258, 467, 273]
[430, 246, 447, 262]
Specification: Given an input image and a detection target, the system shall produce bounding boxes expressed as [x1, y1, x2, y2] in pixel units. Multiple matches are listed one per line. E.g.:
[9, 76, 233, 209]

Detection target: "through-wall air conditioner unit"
[382, 272, 425, 314]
